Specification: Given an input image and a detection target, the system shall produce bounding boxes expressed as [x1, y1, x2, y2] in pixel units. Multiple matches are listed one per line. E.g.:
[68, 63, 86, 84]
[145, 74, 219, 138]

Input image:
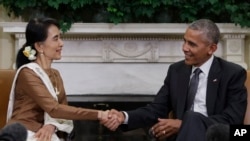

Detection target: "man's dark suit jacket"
[123, 56, 247, 131]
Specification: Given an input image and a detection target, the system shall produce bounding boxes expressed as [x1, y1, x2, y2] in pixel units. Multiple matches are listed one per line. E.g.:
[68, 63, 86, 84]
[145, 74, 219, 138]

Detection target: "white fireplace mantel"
[1, 22, 250, 34]
[0, 22, 249, 95]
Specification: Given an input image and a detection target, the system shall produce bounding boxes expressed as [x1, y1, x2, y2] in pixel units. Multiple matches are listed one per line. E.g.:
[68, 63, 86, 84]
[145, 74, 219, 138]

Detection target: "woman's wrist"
[98, 111, 103, 119]
[49, 124, 57, 132]
[54, 126, 58, 132]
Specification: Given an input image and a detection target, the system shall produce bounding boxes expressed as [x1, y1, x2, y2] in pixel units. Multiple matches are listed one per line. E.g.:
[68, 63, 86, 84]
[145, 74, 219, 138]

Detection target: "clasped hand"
[99, 109, 125, 131]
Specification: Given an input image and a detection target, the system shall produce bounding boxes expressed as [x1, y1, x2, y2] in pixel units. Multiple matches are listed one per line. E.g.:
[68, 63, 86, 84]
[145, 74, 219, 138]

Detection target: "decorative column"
[222, 34, 247, 69]
[14, 34, 25, 53]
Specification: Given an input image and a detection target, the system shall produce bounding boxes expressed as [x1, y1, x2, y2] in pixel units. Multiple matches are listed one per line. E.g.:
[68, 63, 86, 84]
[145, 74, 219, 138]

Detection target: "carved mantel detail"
[222, 34, 246, 68]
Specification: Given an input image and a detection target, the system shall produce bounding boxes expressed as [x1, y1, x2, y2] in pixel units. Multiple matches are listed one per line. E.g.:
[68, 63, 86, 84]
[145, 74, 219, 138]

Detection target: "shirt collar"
[192, 55, 214, 76]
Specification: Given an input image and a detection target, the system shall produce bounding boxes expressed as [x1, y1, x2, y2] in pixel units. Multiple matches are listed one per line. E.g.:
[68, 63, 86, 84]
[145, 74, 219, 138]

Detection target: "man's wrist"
[121, 111, 129, 124]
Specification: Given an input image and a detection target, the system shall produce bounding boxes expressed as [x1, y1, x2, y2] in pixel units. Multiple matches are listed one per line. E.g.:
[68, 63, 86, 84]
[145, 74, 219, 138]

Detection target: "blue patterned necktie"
[187, 68, 202, 111]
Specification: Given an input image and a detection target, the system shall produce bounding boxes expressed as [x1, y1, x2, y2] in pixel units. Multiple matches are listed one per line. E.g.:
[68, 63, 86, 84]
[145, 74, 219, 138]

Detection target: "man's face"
[182, 28, 216, 67]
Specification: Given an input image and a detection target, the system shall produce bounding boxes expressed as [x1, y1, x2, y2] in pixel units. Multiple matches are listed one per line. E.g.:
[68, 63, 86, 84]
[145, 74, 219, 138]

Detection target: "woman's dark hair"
[16, 17, 60, 69]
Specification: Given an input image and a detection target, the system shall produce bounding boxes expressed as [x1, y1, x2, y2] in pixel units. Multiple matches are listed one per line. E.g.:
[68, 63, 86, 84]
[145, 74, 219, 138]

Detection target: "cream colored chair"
[0, 69, 16, 128]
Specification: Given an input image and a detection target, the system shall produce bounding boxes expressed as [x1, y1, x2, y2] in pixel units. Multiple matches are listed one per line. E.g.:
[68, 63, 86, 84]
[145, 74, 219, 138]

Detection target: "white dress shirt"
[191, 55, 214, 116]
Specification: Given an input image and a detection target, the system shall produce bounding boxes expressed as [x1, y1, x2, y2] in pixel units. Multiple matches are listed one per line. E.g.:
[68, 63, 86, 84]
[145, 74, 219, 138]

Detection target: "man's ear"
[208, 44, 217, 55]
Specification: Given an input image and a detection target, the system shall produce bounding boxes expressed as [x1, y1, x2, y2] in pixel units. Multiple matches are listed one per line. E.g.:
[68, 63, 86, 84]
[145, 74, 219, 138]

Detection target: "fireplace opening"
[68, 95, 154, 141]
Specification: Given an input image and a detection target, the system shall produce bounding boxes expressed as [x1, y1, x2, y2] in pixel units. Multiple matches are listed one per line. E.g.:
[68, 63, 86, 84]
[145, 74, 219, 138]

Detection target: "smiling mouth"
[185, 54, 192, 59]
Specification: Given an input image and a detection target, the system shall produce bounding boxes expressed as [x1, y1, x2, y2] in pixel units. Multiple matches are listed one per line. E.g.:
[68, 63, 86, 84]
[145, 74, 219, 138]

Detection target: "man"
[103, 19, 247, 141]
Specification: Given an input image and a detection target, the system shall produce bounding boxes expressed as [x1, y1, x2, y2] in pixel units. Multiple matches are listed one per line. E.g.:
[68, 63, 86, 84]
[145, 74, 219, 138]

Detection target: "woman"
[6, 17, 117, 141]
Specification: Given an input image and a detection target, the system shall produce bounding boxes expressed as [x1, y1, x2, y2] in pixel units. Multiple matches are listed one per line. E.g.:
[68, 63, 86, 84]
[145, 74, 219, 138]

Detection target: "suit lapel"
[176, 65, 192, 118]
[206, 57, 222, 116]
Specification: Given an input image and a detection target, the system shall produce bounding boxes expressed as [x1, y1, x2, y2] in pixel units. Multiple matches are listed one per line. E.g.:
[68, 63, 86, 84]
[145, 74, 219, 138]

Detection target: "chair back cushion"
[244, 70, 250, 124]
[0, 69, 15, 128]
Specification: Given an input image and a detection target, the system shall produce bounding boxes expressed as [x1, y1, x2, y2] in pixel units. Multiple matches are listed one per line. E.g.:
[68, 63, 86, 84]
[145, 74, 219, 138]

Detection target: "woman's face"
[40, 25, 63, 61]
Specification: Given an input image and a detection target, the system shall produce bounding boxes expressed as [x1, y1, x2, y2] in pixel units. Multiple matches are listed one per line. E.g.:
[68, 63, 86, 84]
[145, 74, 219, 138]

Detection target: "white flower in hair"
[23, 46, 37, 60]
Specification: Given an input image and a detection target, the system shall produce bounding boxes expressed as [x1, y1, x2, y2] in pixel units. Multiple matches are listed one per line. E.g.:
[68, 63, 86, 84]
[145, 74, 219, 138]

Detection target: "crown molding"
[0, 22, 249, 35]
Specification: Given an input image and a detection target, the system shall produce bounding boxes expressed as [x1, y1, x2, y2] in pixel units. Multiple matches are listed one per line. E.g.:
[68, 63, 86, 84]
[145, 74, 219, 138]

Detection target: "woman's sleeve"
[18, 68, 99, 120]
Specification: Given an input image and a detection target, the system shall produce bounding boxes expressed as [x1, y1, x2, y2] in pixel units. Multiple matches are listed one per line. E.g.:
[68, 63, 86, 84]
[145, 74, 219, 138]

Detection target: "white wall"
[0, 6, 21, 69]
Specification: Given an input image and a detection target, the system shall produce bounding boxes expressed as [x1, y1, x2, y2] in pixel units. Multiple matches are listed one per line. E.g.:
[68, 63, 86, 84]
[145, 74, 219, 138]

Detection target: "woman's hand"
[34, 124, 56, 141]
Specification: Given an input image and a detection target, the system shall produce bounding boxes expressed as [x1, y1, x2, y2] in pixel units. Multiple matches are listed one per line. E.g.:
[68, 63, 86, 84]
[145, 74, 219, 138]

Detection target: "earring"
[40, 52, 44, 55]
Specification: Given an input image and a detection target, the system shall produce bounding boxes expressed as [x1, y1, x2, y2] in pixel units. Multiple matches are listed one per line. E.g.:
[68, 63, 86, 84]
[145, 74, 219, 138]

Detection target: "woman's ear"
[34, 42, 43, 53]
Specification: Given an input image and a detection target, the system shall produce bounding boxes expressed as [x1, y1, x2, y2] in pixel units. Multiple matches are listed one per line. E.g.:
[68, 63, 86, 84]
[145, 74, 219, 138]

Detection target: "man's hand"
[150, 118, 182, 140]
[35, 124, 56, 141]
[109, 109, 125, 124]
[99, 109, 125, 131]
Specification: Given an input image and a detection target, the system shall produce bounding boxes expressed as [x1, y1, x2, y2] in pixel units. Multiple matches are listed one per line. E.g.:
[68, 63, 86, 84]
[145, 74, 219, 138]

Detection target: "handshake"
[97, 109, 181, 140]
[98, 109, 125, 131]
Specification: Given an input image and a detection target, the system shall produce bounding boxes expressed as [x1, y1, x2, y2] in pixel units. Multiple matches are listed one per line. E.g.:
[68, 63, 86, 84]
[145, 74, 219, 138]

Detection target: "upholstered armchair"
[0, 69, 15, 128]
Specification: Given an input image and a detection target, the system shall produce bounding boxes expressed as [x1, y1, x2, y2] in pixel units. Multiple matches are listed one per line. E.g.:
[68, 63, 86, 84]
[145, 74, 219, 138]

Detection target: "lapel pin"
[213, 79, 217, 82]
